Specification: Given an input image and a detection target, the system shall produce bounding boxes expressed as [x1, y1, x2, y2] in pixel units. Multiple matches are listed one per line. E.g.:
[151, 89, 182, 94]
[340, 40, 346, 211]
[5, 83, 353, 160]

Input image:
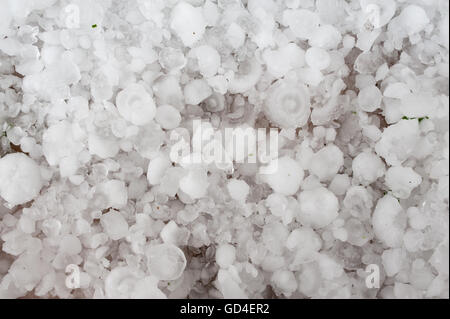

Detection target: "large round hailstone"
[298, 187, 339, 228]
[0, 153, 44, 206]
[116, 83, 156, 126]
[372, 195, 407, 248]
[358, 85, 382, 112]
[146, 243, 187, 281]
[262, 156, 304, 196]
[309, 144, 344, 181]
[170, 2, 206, 48]
[264, 80, 311, 129]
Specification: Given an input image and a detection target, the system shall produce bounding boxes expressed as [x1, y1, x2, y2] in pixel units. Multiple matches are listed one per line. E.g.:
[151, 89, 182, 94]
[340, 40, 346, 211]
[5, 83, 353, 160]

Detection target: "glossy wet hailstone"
[0, 153, 44, 206]
[146, 243, 187, 281]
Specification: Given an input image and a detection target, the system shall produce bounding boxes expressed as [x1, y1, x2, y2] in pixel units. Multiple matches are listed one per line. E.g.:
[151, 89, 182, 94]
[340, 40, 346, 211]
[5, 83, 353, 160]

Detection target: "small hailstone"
[372, 195, 407, 248]
[262, 43, 305, 78]
[358, 85, 382, 112]
[309, 144, 344, 181]
[59, 235, 82, 256]
[264, 80, 311, 129]
[170, 2, 206, 47]
[385, 166, 422, 199]
[146, 243, 186, 281]
[155, 105, 181, 130]
[305, 47, 330, 70]
[298, 187, 339, 229]
[184, 79, 212, 105]
[192, 45, 221, 78]
[262, 156, 304, 196]
[100, 211, 129, 240]
[216, 244, 236, 268]
[227, 179, 249, 203]
[352, 151, 386, 186]
[116, 83, 156, 126]
[271, 270, 297, 295]
[283, 9, 320, 40]
[226, 23, 246, 49]
[147, 154, 171, 186]
[179, 169, 209, 199]
[0, 153, 44, 206]
[309, 24, 342, 50]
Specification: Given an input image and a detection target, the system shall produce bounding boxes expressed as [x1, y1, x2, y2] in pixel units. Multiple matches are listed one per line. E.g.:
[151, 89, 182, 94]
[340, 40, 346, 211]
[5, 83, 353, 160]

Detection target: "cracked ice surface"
[0, 0, 448, 299]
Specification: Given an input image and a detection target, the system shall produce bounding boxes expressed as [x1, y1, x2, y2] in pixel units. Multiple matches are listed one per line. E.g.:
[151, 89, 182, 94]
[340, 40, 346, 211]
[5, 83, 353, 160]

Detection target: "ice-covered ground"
[0, 0, 448, 299]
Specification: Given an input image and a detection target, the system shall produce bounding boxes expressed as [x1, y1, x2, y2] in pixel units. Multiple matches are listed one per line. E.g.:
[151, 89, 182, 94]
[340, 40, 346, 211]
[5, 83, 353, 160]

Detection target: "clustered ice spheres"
[0, 0, 448, 299]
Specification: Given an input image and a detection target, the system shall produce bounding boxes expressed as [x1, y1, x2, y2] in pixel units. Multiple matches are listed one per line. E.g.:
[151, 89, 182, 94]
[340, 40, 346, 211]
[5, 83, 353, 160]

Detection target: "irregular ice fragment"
[372, 195, 406, 248]
[227, 179, 249, 203]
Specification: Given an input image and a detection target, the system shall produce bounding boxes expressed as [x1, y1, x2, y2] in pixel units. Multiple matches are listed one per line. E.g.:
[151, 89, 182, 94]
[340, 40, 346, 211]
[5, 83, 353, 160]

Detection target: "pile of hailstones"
[0, 0, 448, 299]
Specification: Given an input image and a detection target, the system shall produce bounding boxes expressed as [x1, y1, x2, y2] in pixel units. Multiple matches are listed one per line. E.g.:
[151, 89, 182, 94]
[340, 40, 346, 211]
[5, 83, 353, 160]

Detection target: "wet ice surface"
[0, 0, 449, 299]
